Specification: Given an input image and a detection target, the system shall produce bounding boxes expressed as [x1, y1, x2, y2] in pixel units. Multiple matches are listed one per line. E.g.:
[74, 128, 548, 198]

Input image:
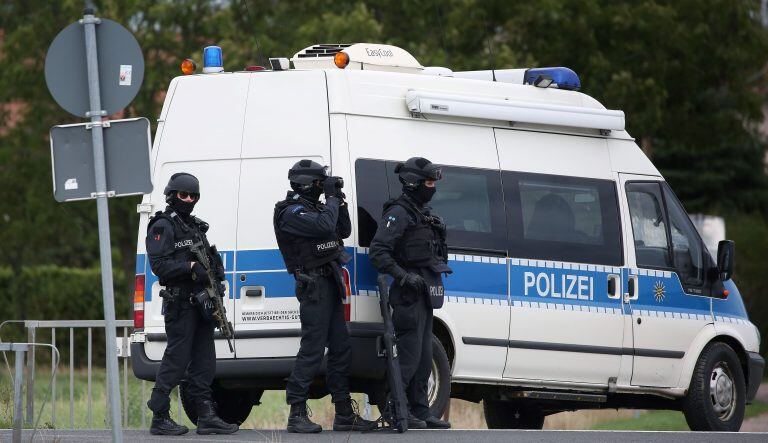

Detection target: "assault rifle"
[190, 241, 235, 353]
[376, 274, 409, 433]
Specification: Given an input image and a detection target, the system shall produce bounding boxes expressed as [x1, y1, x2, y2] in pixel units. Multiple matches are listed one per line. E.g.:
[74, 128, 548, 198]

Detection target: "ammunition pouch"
[193, 289, 217, 324]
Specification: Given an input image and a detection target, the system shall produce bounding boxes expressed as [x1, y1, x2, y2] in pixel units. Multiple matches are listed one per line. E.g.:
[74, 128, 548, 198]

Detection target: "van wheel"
[682, 342, 745, 431]
[429, 335, 452, 418]
[375, 334, 451, 418]
[180, 380, 260, 425]
[483, 400, 545, 429]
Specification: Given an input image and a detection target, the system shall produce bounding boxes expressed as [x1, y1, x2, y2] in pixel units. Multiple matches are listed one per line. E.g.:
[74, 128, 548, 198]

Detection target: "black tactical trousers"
[286, 274, 351, 405]
[392, 294, 433, 420]
[148, 300, 215, 414]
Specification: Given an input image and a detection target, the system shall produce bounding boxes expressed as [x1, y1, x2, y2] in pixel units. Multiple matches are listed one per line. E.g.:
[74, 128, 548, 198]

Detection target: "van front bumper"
[747, 351, 765, 403]
[131, 321, 386, 382]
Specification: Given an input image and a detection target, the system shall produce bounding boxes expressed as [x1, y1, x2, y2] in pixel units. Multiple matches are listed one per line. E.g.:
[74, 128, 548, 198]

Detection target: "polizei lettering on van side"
[316, 240, 338, 251]
[524, 271, 594, 300]
[174, 239, 193, 249]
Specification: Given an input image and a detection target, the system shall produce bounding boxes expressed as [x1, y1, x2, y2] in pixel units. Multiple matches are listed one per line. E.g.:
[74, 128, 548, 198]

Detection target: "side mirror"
[716, 240, 735, 281]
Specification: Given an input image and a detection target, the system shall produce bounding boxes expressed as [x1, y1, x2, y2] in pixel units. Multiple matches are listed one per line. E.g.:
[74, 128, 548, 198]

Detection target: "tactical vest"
[273, 195, 344, 274]
[148, 209, 208, 287]
[385, 196, 449, 270]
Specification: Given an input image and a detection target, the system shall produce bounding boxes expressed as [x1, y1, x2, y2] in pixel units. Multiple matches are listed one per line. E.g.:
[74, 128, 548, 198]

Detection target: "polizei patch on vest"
[174, 239, 193, 248]
[316, 240, 338, 251]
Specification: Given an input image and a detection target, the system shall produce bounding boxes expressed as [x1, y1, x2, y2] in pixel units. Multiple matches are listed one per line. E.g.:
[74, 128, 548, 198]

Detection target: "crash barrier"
[0, 320, 184, 431]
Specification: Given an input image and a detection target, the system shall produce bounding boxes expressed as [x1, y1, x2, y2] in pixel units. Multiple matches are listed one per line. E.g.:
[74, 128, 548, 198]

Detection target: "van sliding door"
[497, 129, 625, 385]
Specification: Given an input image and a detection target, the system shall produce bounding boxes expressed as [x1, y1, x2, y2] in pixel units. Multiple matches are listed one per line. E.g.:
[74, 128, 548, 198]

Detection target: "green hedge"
[0, 266, 131, 365]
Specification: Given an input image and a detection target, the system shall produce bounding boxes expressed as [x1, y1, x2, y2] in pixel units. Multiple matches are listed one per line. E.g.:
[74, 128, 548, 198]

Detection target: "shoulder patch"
[291, 205, 305, 213]
[151, 226, 165, 241]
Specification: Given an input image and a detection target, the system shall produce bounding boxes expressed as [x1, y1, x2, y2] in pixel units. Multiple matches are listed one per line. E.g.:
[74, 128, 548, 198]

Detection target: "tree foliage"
[1, 0, 767, 319]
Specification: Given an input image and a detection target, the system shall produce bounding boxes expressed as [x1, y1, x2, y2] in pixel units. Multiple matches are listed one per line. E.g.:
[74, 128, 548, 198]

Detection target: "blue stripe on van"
[136, 248, 749, 320]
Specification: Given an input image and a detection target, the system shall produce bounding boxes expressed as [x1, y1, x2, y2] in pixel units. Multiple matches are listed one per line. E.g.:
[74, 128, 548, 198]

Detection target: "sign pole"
[81, 8, 123, 442]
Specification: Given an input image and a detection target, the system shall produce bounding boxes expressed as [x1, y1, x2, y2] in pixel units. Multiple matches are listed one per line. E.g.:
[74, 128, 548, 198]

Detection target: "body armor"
[273, 197, 344, 274]
[385, 196, 448, 271]
[148, 210, 208, 287]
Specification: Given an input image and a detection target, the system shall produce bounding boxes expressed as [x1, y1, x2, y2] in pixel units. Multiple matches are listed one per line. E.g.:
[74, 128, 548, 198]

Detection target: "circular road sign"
[45, 18, 144, 117]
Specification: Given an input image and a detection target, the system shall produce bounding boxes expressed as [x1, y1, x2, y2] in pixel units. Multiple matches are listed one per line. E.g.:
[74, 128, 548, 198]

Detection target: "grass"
[592, 401, 768, 431]
[0, 363, 766, 431]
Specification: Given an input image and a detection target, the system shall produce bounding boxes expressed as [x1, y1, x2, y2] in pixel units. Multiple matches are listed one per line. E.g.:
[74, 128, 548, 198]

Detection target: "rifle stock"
[377, 274, 409, 433]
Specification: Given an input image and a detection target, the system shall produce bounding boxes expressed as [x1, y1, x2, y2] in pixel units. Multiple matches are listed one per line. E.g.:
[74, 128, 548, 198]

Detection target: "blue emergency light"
[203, 46, 224, 73]
[524, 67, 581, 91]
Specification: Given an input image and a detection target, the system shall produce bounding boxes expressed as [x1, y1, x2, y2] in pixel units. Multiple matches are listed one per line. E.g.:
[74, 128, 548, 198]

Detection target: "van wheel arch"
[695, 336, 749, 392]
[432, 318, 455, 369]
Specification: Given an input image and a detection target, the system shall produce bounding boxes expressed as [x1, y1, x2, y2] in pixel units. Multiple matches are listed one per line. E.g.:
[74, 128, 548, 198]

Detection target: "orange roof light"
[181, 59, 197, 75]
[334, 51, 350, 69]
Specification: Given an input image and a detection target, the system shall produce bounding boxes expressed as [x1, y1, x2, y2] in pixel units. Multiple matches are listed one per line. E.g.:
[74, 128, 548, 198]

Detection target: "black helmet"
[164, 172, 200, 196]
[288, 159, 328, 186]
[395, 157, 442, 189]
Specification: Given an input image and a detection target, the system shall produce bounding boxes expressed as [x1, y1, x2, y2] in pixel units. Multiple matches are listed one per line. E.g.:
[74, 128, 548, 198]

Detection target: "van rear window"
[504, 171, 623, 266]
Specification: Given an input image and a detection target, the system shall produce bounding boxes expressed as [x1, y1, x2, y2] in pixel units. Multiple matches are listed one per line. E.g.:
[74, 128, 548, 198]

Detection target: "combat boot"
[424, 415, 451, 429]
[195, 400, 239, 435]
[333, 399, 377, 431]
[287, 402, 322, 433]
[149, 411, 189, 435]
[407, 412, 427, 429]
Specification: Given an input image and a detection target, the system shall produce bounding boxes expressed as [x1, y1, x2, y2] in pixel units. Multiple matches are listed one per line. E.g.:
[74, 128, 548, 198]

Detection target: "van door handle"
[624, 275, 639, 302]
[607, 274, 620, 299]
[246, 288, 263, 297]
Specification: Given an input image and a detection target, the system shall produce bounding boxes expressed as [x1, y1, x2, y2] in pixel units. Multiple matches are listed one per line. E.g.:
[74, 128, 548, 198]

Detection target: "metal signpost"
[45, 7, 150, 442]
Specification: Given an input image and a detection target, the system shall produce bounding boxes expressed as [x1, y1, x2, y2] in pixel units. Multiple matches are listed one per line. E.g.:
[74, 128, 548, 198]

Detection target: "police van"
[131, 43, 764, 431]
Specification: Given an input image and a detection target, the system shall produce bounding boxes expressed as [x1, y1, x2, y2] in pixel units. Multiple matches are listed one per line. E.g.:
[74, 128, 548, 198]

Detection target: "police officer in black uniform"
[369, 157, 452, 429]
[274, 160, 376, 433]
[145, 173, 238, 436]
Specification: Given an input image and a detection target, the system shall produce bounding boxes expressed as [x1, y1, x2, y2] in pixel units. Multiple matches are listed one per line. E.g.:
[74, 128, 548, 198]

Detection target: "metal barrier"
[0, 320, 185, 430]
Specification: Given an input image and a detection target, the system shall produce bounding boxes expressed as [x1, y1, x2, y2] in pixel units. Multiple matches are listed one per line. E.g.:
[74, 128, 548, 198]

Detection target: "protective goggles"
[177, 191, 199, 200]
[400, 165, 442, 181]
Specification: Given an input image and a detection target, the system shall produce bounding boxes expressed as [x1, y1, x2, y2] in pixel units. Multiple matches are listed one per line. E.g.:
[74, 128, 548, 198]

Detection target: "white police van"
[131, 43, 764, 431]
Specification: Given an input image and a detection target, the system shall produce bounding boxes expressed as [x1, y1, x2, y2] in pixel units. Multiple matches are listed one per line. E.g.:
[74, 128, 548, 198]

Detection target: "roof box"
[292, 43, 423, 73]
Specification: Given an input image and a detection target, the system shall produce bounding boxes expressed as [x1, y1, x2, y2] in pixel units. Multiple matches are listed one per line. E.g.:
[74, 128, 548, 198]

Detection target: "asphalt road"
[2, 429, 768, 443]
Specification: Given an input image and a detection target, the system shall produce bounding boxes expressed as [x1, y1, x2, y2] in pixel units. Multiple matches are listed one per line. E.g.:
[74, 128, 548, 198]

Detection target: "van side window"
[505, 171, 623, 266]
[626, 182, 673, 269]
[662, 184, 705, 286]
[429, 166, 506, 252]
[357, 159, 507, 253]
[355, 159, 391, 247]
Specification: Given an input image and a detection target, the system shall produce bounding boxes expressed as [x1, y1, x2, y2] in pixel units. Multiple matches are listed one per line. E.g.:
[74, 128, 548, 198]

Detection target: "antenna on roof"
[241, 0, 267, 68]
[433, 0, 450, 66]
[481, 9, 497, 82]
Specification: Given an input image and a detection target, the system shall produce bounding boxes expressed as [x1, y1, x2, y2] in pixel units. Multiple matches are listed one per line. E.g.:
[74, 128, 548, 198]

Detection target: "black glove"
[192, 262, 208, 282]
[323, 176, 343, 198]
[399, 272, 427, 292]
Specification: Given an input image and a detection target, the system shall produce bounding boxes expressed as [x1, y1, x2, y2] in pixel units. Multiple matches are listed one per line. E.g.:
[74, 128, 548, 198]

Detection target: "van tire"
[429, 335, 452, 418]
[180, 380, 258, 425]
[483, 400, 545, 429]
[682, 342, 745, 432]
[374, 334, 451, 418]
